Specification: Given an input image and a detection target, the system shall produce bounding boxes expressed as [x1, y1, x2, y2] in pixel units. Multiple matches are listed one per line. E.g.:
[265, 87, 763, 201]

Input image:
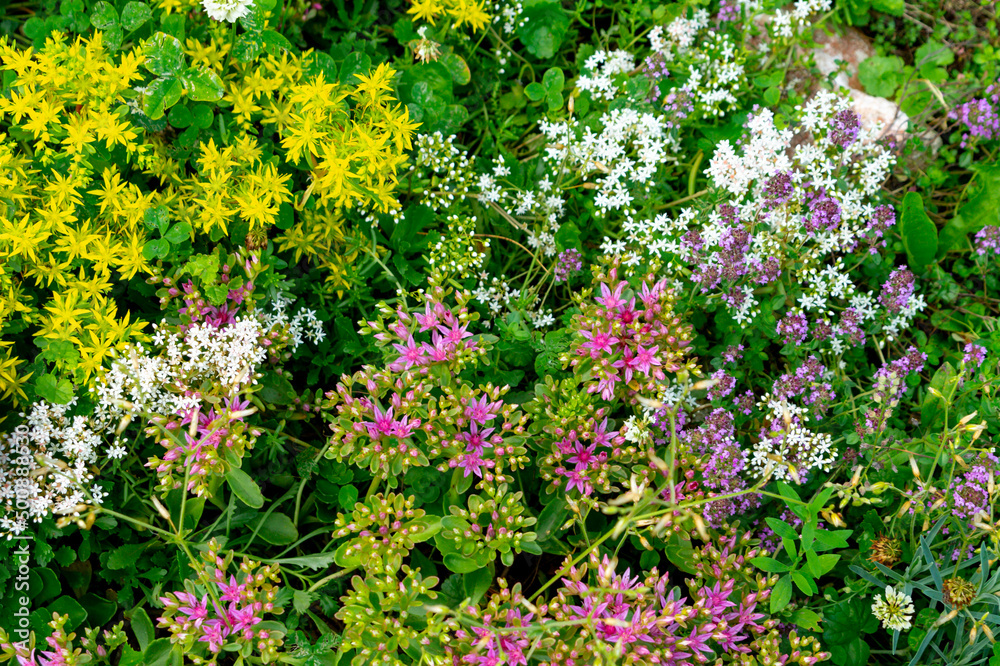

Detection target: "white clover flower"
[201, 0, 253, 22]
[872, 586, 915, 632]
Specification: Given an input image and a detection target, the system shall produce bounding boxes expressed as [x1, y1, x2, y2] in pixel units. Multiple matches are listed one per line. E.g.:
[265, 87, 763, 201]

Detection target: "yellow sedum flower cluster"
[0, 30, 418, 406]
[407, 0, 492, 31]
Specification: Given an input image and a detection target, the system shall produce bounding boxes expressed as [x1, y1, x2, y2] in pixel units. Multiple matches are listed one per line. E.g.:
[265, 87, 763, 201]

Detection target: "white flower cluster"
[649, 10, 709, 55]
[201, 0, 253, 23]
[0, 399, 106, 538]
[490, 0, 527, 74]
[613, 92, 908, 341]
[768, 0, 833, 40]
[540, 108, 677, 221]
[410, 132, 477, 213]
[428, 212, 490, 279]
[576, 49, 635, 101]
[471, 275, 553, 329]
[749, 400, 836, 483]
[872, 585, 915, 632]
[263, 292, 326, 347]
[648, 12, 746, 118]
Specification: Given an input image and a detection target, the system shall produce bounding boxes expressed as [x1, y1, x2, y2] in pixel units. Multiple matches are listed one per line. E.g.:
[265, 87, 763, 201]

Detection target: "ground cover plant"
[0, 0, 998, 663]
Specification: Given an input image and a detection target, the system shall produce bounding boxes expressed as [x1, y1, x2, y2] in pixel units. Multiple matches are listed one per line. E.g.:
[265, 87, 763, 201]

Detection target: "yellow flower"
[353, 62, 395, 108]
[114, 231, 152, 280]
[407, 0, 443, 23]
[448, 0, 490, 31]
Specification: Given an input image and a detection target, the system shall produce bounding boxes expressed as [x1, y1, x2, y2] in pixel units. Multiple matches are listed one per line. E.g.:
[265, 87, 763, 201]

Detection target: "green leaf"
[517, 2, 569, 59]
[770, 574, 793, 613]
[184, 253, 220, 282]
[258, 513, 298, 545]
[131, 607, 155, 652]
[163, 221, 191, 244]
[259, 371, 296, 404]
[142, 237, 171, 260]
[141, 638, 178, 666]
[144, 205, 169, 232]
[791, 570, 815, 595]
[204, 283, 228, 306]
[444, 552, 481, 574]
[233, 31, 265, 62]
[167, 103, 192, 128]
[225, 467, 264, 509]
[463, 567, 492, 605]
[41, 340, 79, 367]
[35, 374, 74, 404]
[858, 55, 904, 98]
[108, 542, 148, 569]
[542, 67, 564, 92]
[269, 553, 339, 570]
[763, 85, 781, 106]
[524, 82, 546, 101]
[830, 637, 870, 666]
[813, 528, 852, 552]
[751, 556, 792, 573]
[90, 2, 118, 30]
[141, 76, 184, 119]
[805, 551, 840, 577]
[441, 53, 471, 85]
[143, 33, 185, 76]
[872, 0, 903, 15]
[938, 163, 1000, 255]
[121, 1, 152, 30]
[180, 66, 225, 102]
[792, 608, 823, 632]
[900, 191, 938, 271]
[765, 517, 799, 540]
[47, 596, 88, 631]
[337, 484, 358, 510]
[293, 589, 315, 614]
[80, 593, 117, 626]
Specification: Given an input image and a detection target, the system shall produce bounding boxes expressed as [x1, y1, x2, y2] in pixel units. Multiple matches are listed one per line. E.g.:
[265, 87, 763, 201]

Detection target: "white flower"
[201, 0, 253, 22]
[872, 586, 915, 632]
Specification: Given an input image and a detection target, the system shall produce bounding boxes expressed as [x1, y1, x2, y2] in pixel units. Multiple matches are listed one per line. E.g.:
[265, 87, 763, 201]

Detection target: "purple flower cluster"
[147, 396, 260, 497]
[683, 408, 760, 527]
[553, 554, 769, 665]
[804, 190, 842, 235]
[546, 416, 624, 497]
[974, 225, 1000, 256]
[716, 0, 740, 22]
[568, 265, 693, 402]
[158, 540, 283, 660]
[830, 109, 861, 148]
[642, 52, 671, 104]
[554, 248, 583, 283]
[858, 347, 927, 439]
[859, 204, 896, 254]
[949, 452, 999, 523]
[660, 88, 695, 129]
[691, 204, 782, 291]
[778, 312, 809, 345]
[879, 267, 916, 314]
[771, 356, 835, 418]
[763, 172, 795, 208]
[948, 83, 999, 148]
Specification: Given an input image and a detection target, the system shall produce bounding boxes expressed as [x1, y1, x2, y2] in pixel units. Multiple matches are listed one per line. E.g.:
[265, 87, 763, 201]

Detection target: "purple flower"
[948, 83, 999, 148]
[830, 109, 861, 148]
[554, 248, 583, 283]
[777, 312, 809, 345]
[879, 267, 916, 314]
[974, 226, 1000, 256]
